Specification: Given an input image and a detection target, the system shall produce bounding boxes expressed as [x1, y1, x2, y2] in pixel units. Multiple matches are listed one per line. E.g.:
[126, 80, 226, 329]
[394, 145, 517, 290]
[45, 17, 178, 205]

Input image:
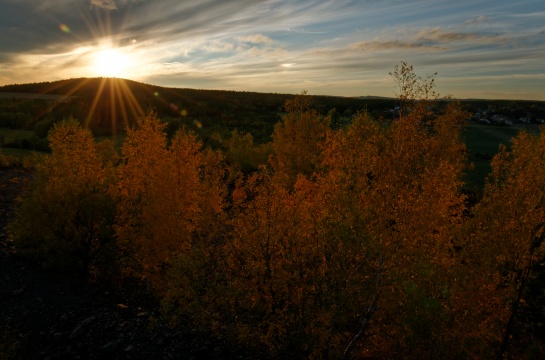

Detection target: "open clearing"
[463, 123, 542, 188]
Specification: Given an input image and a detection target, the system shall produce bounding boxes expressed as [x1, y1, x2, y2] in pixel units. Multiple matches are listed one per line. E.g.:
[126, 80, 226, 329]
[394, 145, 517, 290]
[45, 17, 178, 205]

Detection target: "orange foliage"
[457, 129, 545, 357]
[11, 64, 544, 358]
[113, 110, 225, 292]
[269, 91, 330, 187]
[10, 119, 114, 278]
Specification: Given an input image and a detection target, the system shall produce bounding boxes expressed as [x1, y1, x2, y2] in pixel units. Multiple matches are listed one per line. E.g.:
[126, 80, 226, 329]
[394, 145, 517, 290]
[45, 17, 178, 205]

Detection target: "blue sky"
[1, 0, 544, 100]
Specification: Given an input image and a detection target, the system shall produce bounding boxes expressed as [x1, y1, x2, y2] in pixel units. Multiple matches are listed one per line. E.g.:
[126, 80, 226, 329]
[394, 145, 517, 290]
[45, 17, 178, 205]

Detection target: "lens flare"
[59, 24, 71, 33]
[181, 109, 188, 117]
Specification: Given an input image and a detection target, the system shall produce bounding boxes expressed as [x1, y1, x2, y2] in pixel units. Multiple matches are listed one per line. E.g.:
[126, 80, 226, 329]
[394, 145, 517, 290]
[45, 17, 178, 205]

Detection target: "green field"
[0, 127, 35, 145]
[463, 124, 542, 188]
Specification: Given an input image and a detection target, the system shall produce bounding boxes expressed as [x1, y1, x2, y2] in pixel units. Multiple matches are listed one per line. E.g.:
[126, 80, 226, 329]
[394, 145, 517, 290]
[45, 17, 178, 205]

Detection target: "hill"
[0, 78, 397, 141]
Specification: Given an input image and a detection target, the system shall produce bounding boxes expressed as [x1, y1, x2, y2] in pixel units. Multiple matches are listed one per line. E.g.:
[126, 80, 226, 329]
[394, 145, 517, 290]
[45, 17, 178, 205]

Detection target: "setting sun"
[91, 48, 130, 77]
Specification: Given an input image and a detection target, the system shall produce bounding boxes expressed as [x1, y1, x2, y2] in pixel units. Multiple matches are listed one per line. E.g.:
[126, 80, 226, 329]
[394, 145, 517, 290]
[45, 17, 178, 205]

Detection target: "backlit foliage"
[9, 63, 544, 358]
[112, 110, 225, 292]
[459, 129, 545, 357]
[10, 119, 114, 278]
[270, 90, 331, 187]
[316, 100, 471, 357]
[224, 129, 272, 175]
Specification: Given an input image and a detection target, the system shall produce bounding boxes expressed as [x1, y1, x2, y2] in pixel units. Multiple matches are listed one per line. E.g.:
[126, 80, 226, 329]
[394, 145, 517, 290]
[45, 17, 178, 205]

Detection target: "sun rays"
[83, 78, 145, 134]
[51, 8, 146, 134]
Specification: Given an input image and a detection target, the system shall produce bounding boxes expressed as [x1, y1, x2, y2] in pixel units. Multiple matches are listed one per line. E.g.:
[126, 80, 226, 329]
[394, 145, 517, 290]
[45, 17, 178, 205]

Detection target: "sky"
[0, 0, 544, 100]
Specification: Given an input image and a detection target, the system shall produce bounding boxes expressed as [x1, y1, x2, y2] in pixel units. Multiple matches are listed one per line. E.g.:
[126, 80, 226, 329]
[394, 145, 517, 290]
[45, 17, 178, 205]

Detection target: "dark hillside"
[0, 78, 396, 141]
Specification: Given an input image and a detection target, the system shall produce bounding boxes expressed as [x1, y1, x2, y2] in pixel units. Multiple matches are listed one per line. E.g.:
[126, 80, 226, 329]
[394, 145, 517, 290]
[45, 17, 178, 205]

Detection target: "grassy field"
[463, 123, 542, 189]
[0, 128, 35, 144]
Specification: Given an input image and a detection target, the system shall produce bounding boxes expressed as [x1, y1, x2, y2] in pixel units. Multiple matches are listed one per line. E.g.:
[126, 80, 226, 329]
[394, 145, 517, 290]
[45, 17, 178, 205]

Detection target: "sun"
[91, 48, 131, 77]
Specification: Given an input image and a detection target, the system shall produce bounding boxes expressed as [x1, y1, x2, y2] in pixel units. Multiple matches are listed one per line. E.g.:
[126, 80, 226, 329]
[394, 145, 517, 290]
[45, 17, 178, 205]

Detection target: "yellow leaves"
[15, 67, 544, 357]
[474, 128, 545, 266]
[452, 128, 545, 358]
[270, 92, 331, 187]
[10, 118, 115, 278]
[113, 110, 226, 291]
[284, 90, 312, 114]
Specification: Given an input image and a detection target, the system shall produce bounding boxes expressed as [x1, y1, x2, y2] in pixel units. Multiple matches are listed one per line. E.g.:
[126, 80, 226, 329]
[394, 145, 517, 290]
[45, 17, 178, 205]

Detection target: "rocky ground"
[0, 168, 248, 360]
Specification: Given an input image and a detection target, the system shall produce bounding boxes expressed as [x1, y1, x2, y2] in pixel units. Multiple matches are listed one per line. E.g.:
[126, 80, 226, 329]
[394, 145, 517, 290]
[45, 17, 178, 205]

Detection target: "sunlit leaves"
[10, 118, 114, 278]
[9, 64, 543, 358]
[465, 129, 545, 354]
[269, 91, 330, 187]
[113, 110, 225, 291]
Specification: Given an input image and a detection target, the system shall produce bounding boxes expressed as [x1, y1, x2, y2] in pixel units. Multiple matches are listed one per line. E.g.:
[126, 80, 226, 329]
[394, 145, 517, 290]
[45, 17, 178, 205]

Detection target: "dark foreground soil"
[0, 168, 246, 360]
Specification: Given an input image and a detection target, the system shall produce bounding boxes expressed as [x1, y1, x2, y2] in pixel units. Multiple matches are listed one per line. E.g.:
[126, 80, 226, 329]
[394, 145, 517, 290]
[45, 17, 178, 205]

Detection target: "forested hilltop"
[2, 77, 543, 149]
[0, 77, 398, 145]
[2, 64, 545, 358]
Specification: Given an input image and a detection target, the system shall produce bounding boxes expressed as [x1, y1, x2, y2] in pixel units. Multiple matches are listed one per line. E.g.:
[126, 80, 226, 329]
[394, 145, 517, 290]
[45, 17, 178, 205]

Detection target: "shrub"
[10, 118, 115, 279]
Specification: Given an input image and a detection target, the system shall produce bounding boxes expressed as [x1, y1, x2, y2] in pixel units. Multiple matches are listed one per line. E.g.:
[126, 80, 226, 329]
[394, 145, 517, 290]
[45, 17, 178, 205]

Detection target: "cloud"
[91, 0, 117, 10]
[1, 0, 544, 100]
[89, 0, 146, 10]
[453, 73, 545, 81]
[349, 40, 446, 52]
[246, 46, 289, 58]
[464, 15, 492, 25]
[203, 41, 236, 53]
[236, 34, 273, 45]
[415, 28, 506, 44]
[510, 11, 545, 18]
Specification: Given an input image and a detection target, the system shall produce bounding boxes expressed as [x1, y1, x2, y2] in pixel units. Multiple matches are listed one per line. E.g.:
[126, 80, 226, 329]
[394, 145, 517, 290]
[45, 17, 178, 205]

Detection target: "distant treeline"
[2, 78, 544, 151]
[0, 78, 398, 143]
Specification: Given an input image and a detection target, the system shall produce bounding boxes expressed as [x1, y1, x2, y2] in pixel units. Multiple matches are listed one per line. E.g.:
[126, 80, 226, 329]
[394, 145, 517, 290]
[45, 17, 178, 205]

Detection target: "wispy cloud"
[0, 0, 544, 100]
[91, 0, 118, 10]
[349, 40, 446, 52]
[510, 11, 545, 18]
[464, 15, 493, 26]
[415, 28, 506, 44]
[236, 34, 274, 45]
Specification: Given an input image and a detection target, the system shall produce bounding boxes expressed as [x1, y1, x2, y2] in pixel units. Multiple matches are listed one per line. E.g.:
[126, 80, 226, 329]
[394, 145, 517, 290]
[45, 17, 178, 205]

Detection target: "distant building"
[491, 114, 512, 125]
[390, 106, 400, 118]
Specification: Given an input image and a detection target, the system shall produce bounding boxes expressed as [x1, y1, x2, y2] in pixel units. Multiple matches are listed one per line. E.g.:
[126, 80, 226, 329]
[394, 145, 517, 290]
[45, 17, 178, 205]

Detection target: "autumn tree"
[224, 129, 271, 176]
[161, 65, 471, 357]
[269, 91, 330, 187]
[390, 61, 439, 119]
[10, 119, 115, 279]
[161, 66, 473, 357]
[113, 110, 226, 293]
[458, 129, 545, 358]
[194, 168, 375, 357]
[316, 64, 470, 357]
